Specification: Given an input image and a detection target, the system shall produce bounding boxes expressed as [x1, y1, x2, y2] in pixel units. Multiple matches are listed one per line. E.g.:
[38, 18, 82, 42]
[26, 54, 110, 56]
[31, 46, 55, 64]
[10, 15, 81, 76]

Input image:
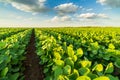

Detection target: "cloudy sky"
[0, 0, 120, 27]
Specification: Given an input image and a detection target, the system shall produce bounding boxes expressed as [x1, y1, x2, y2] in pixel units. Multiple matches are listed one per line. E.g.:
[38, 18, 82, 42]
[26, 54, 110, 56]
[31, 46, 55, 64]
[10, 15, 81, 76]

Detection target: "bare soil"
[23, 30, 44, 80]
[113, 66, 120, 78]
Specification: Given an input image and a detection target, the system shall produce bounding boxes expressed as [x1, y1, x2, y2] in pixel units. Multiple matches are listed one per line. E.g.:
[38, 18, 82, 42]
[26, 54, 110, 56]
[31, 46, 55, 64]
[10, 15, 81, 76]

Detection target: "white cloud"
[54, 3, 78, 15]
[78, 13, 96, 19]
[86, 8, 93, 11]
[51, 15, 72, 22]
[32, 13, 38, 16]
[78, 13, 109, 19]
[97, 0, 106, 5]
[97, 13, 109, 18]
[79, 6, 83, 9]
[23, 18, 33, 21]
[38, 0, 46, 3]
[16, 16, 22, 19]
[97, 0, 120, 8]
[0, 0, 47, 13]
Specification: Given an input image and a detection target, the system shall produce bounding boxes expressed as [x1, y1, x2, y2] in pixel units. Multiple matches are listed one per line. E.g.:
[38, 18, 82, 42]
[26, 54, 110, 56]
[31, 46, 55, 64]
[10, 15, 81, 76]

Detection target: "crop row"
[0, 29, 27, 41]
[35, 28, 120, 80]
[0, 29, 32, 80]
[0, 28, 120, 80]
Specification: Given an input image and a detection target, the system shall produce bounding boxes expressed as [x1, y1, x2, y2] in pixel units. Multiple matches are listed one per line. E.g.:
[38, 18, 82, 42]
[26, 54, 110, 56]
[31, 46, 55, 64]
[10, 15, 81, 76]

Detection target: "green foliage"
[88, 42, 99, 55]
[72, 55, 77, 62]
[87, 73, 98, 79]
[0, 29, 32, 80]
[35, 28, 120, 80]
[54, 59, 64, 67]
[79, 60, 91, 68]
[76, 76, 91, 80]
[93, 76, 110, 80]
[8, 73, 19, 80]
[54, 52, 61, 60]
[1, 67, 8, 77]
[63, 65, 71, 75]
[92, 64, 103, 72]
[68, 69, 79, 80]
[76, 48, 83, 58]
[79, 67, 90, 75]
[108, 43, 115, 49]
[106, 75, 119, 80]
[105, 62, 114, 74]
[53, 66, 63, 80]
[114, 59, 120, 68]
[65, 57, 74, 69]
[0, 42, 6, 49]
[67, 45, 74, 57]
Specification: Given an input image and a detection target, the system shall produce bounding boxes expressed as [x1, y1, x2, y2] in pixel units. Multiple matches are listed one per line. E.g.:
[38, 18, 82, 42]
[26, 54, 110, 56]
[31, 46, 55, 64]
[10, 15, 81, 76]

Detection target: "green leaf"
[76, 76, 91, 80]
[63, 76, 69, 80]
[46, 62, 54, 67]
[57, 75, 65, 80]
[0, 62, 7, 71]
[54, 59, 64, 67]
[65, 57, 74, 69]
[53, 66, 63, 80]
[103, 54, 111, 60]
[68, 69, 79, 80]
[92, 64, 103, 72]
[19, 76, 24, 80]
[63, 65, 71, 75]
[40, 55, 48, 64]
[87, 73, 98, 79]
[105, 62, 114, 74]
[114, 59, 120, 68]
[106, 75, 119, 80]
[76, 48, 83, 58]
[73, 55, 77, 62]
[45, 76, 53, 80]
[44, 68, 49, 73]
[1, 67, 8, 77]
[79, 67, 90, 75]
[0, 42, 6, 49]
[90, 42, 99, 50]
[93, 76, 110, 80]
[108, 43, 115, 49]
[67, 45, 74, 57]
[80, 60, 91, 68]
[11, 67, 20, 72]
[9, 73, 19, 80]
[53, 52, 61, 60]
[0, 55, 4, 64]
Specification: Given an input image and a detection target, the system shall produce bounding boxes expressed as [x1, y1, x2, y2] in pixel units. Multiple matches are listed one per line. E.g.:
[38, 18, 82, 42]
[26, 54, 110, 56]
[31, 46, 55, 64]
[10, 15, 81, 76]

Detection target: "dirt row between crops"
[23, 29, 44, 80]
[22, 29, 120, 80]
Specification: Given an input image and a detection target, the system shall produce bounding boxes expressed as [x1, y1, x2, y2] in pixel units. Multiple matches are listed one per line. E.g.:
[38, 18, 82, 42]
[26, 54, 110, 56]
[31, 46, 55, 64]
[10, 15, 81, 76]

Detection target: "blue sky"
[0, 0, 120, 27]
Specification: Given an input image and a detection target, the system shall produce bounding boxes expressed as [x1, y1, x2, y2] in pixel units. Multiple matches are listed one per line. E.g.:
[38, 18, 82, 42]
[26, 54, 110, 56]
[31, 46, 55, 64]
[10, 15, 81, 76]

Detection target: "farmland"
[0, 27, 120, 80]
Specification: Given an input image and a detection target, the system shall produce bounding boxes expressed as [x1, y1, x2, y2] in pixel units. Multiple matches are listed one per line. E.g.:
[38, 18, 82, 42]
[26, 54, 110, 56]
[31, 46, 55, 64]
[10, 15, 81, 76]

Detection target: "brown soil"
[113, 66, 120, 78]
[23, 29, 44, 80]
